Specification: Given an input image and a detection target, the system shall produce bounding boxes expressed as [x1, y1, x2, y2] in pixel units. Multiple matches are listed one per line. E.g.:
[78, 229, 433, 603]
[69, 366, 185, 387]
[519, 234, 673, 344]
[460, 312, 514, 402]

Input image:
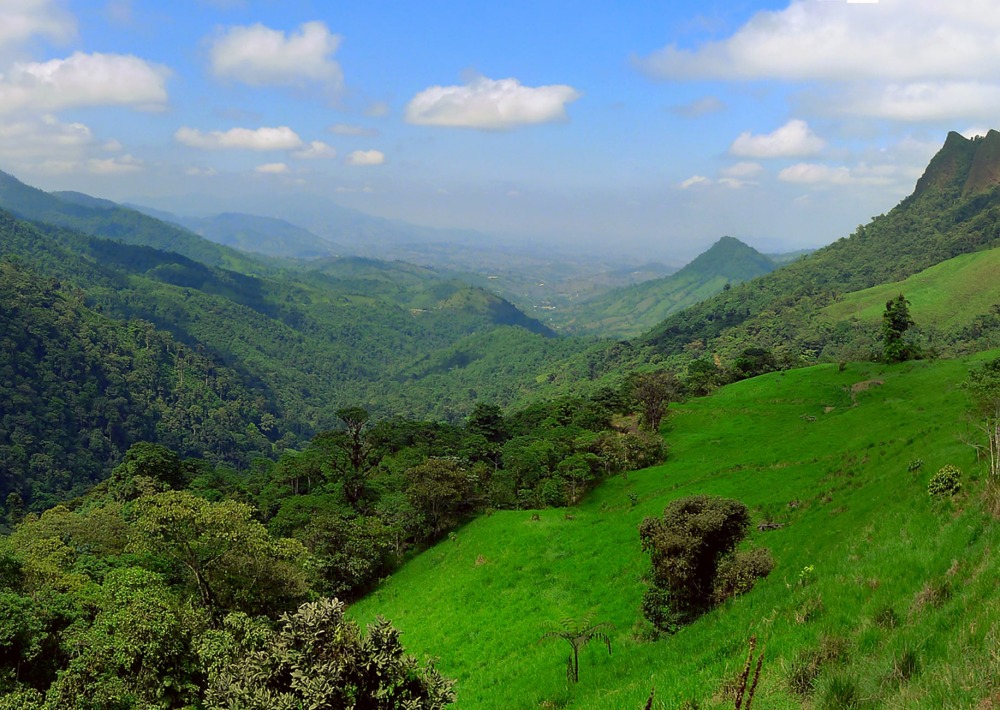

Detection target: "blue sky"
[1, 0, 994, 261]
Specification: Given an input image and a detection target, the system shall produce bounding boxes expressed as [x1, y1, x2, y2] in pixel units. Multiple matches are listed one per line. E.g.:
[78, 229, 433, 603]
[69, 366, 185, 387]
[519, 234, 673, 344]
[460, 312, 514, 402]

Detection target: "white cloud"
[720, 161, 764, 178]
[86, 154, 142, 174]
[405, 76, 581, 130]
[329, 122, 376, 136]
[778, 163, 851, 185]
[209, 21, 342, 92]
[346, 149, 384, 166]
[254, 162, 290, 174]
[0, 52, 169, 114]
[0, 114, 144, 177]
[778, 161, 899, 186]
[827, 81, 1000, 122]
[0, 0, 75, 50]
[679, 175, 711, 189]
[730, 120, 825, 158]
[175, 126, 303, 150]
[291, 140, 336, 159]
[638, 1, 1000, 83]
[638, 1, 1000, 123]
[185, 166, 217, 176]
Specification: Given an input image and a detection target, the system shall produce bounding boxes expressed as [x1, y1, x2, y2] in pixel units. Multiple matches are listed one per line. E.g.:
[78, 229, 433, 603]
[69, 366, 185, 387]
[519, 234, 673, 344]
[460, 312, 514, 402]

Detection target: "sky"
[0, 0, 996, 261]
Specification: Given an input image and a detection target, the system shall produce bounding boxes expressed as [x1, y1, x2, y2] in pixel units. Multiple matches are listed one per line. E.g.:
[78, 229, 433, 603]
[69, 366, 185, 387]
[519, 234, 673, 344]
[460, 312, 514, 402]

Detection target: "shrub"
[907, 459, 923, 472]
[639, 495, 771, 631]
[712, 548, 775, 604]
[927, 465, 962, 497]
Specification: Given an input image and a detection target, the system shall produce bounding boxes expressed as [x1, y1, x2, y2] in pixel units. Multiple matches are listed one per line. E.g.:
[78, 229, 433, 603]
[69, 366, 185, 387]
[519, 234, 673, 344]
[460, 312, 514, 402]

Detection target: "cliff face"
[912, 129, 1000, 200]
[963, 129, 1000, 196]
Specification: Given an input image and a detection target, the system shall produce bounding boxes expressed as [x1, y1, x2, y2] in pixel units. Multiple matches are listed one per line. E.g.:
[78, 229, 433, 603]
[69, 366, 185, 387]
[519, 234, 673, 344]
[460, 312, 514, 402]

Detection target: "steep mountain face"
[545, 237, 776, 339]
[643, 131, 1000, 359]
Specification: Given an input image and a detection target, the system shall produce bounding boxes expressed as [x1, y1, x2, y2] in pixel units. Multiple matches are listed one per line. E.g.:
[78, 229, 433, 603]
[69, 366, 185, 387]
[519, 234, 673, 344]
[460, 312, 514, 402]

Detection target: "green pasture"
[351, 353, 1000, 708]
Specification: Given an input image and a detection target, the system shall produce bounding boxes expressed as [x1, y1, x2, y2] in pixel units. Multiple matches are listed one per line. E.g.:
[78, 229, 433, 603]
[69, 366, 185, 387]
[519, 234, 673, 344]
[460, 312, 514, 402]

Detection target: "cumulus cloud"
[175, 125, 303, 150]
[291, 140, 336, 159]
[254, 162, 290, 174]
[405, 76, 581, 130]
[0, 0, 75, 50]
[0, 52, 169, 114]
[637, 1, 1000, 123]
[346, 149, 384, 166]
[730, 120, 824, 158]
[185, 166, 217, 176]
[0, 114, 143, 176]
[209, 21, 343, 92]
[638, 1, 1000, 83]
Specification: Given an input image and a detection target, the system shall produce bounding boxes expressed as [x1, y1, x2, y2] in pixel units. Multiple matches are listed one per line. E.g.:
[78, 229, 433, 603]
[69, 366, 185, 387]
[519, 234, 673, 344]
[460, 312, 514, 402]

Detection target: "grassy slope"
[820, 247, 1000, 329]
[351, 354, 1000, 708]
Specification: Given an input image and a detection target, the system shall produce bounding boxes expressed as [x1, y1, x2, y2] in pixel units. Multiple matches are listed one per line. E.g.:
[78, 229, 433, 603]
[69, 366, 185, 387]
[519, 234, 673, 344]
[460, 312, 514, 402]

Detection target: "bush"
[712, 548, 775, 604]
[927, 465, 962, 497]
[639, 495, 771, 631]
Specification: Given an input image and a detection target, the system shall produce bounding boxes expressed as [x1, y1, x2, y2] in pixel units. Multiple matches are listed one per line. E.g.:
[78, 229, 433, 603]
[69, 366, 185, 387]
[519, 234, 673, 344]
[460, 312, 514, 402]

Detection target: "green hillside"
[546, 237, 776, 339]
[0, 171, 262, 272]
[351, 354, 1000, 708]
[819, 246, 1000, 330]
[643, 131, 1000, 360]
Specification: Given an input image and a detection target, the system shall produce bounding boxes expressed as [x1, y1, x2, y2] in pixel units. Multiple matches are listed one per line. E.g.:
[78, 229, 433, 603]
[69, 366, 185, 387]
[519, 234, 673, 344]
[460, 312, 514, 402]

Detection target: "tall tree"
[630, 371, 684, 432]
[882, 293, 916, 363]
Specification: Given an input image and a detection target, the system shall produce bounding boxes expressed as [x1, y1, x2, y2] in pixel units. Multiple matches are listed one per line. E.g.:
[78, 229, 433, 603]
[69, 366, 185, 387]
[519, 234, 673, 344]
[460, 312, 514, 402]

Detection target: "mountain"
[544, 237, 776, 339]
[0, 171, 262, 271]
[127, 205, 348, 260]
[642, 131, 1000, 361]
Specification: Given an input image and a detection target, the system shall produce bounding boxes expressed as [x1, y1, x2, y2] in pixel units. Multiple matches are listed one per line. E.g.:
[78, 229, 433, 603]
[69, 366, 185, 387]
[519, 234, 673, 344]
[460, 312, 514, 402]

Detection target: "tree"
[639, 496, 769, 631]
[406, 458, 478, 538]
[539, 613, 613, 684]
[964, 356, 1000, 480]
[128, 490, 309, 621]
[203, 597, 455, 709]
[882, 293, 916, 363]
[329, 407, 381, 510]
[630, 371, 684, 432]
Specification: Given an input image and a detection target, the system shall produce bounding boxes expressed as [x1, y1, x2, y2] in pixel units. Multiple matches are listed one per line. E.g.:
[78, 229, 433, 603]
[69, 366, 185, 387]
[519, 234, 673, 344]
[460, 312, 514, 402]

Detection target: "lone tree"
[882, 293, 916, 363]
[539, 613, 613, 684]
[630, 370, 685, 432]
[639, 495, 771, 632]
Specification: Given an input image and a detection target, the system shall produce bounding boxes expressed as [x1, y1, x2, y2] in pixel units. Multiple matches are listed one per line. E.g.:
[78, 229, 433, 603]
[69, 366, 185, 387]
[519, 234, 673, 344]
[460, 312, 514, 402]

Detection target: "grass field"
[351, 353, 1000, 708]
[819, 247, 1000, 329]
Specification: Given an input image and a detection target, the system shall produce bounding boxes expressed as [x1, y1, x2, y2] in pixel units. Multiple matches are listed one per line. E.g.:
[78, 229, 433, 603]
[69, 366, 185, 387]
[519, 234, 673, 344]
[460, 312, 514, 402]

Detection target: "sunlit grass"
[351, 353, 1000, 708]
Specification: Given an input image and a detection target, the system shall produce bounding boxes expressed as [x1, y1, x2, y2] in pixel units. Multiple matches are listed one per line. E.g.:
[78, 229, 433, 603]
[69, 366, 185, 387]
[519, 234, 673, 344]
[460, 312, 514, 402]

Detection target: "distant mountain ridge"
[544, 236, 776, 339]
[126, 205, 348, 260]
